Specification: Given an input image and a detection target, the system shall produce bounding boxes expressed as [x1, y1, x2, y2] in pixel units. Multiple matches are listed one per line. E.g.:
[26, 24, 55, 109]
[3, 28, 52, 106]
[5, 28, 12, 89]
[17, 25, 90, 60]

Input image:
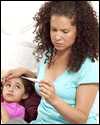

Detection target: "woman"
[3, 1, 99, 124]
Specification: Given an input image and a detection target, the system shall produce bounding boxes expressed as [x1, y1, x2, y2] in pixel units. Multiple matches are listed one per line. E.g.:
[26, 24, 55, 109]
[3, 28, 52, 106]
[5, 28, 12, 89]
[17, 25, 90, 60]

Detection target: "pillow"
[1, 70, 41, 123]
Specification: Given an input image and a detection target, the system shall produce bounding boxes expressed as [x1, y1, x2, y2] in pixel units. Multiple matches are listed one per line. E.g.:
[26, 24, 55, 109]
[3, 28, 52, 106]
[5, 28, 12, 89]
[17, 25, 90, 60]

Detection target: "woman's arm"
[53, 84, 98, 124]
[2, 67, 37, 82]
[40, 81, 98, 124]
[1, 106, 9, 124]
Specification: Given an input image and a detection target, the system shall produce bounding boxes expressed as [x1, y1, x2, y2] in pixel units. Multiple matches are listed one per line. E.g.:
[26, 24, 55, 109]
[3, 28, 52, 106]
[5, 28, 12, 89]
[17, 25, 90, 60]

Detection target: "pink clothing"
[1, 102, 25, 119]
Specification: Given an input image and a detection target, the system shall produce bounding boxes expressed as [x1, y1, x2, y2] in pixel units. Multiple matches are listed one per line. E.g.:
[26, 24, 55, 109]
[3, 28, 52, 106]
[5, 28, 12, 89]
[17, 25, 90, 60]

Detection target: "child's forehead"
[5, 78, 22, 84]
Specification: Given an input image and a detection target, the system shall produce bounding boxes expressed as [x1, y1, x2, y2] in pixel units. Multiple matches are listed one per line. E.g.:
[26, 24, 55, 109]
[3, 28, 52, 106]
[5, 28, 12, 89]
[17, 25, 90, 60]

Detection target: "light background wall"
[1, 1, 45, 70]
[1, 1, 99, 123]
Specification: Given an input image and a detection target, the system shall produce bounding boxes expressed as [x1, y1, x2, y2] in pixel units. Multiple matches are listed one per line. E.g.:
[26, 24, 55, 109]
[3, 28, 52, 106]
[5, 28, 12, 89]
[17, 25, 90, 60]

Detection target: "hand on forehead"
[4, 77, 21, 85]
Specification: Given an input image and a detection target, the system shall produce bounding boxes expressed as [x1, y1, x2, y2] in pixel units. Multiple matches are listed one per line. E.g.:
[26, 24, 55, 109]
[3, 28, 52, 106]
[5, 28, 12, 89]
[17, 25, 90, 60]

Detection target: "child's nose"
[8, 86, 14, 91]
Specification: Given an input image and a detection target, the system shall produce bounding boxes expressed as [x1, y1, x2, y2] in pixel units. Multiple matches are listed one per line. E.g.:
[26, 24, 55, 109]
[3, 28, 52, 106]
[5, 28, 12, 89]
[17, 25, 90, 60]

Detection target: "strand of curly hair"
[32, 1, 99, 72]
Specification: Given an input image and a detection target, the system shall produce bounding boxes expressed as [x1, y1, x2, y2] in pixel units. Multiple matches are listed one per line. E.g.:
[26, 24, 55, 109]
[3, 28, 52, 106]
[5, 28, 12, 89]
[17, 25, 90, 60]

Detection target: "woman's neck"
[50, 49, 71, 66]
[55, 49, 71, 60]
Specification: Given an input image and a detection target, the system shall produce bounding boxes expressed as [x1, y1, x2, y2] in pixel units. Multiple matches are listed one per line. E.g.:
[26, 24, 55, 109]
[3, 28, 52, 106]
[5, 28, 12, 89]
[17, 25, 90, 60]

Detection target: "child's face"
[2, 78, 28, 103]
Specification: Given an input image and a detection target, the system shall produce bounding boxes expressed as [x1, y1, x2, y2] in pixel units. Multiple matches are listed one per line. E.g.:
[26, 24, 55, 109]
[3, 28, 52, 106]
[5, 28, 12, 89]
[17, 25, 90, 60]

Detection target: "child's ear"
[22, 93, 29, 100]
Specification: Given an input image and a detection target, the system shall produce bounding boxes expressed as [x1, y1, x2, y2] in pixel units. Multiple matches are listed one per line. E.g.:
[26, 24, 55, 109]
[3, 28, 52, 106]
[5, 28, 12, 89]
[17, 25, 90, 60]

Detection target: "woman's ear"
[22, 93, 29, 100]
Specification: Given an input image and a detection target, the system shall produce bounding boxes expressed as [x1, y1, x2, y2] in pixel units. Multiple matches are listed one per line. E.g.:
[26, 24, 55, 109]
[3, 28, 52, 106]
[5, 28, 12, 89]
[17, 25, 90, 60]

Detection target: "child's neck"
[3, 101, 18, 104]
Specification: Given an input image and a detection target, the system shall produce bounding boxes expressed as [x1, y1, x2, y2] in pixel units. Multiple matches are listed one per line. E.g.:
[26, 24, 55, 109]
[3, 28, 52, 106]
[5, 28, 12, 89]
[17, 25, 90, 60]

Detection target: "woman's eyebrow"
[61, 29, 70, 31]
[51, 27, 71, 32]
[51, 26, 70, 31]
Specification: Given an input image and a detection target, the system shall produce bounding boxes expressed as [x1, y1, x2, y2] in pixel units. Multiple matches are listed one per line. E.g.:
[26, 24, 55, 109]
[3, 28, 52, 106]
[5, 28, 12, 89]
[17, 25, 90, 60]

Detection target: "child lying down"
[1, 76, 41, 124]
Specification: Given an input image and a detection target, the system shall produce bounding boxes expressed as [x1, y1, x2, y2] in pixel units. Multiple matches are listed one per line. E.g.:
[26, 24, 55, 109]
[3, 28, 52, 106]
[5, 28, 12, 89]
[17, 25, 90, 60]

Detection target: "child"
[1, 76, 35, 124]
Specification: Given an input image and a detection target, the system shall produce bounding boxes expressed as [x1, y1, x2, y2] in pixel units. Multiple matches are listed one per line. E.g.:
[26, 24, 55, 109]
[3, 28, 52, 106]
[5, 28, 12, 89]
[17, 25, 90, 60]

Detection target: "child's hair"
[1, 77, 35, 102]
[20, 77, 35, 98]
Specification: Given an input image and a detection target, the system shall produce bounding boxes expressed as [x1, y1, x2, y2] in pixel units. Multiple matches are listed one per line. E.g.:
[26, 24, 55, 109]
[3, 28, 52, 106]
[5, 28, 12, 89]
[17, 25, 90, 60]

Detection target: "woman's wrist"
[51, 96, 61, 107]
[1, 107, 9, 123]
[22, 67, 36, 78]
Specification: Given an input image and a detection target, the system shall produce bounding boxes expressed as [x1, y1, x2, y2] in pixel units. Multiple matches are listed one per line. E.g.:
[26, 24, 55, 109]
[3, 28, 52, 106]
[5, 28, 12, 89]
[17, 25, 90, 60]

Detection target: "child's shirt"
[1, 102, 25, 119]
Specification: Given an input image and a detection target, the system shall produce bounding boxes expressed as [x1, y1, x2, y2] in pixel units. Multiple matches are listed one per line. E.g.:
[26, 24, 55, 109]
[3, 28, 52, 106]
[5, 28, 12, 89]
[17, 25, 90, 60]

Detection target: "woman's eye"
[51, 28, 57, 32]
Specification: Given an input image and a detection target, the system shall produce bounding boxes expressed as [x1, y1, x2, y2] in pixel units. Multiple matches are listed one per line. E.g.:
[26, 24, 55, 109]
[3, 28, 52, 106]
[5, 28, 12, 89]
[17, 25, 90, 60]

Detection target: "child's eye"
[15, 86, 21, 89]
[63, 30, 69, 34]
[4, 84, 11, 88]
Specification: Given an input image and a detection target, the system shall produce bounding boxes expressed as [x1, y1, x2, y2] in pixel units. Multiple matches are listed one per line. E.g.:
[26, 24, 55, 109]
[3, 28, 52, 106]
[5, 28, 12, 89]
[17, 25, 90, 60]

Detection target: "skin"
[2, 15, 98, 124]
[1, 106, 9, 124]
[39, 15, 98, 124]
[1, 78, 28, 123]
[2, 78, 28, 102]
[2, 67, 36, 83]
[50, 15, 77, 52]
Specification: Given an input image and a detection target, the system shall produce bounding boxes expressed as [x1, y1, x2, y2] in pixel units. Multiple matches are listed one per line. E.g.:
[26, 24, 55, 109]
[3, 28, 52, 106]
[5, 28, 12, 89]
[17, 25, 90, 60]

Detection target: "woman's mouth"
[55, 43, 64, 47]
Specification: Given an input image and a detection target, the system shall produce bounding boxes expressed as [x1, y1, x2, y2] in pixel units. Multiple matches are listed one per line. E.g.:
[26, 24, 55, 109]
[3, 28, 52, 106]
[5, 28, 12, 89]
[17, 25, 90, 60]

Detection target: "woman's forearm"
[24, 68, 37, 78]
[17, 67, 37, 78]
[1, 107, 9, 124]
[52, 96, 87, 124]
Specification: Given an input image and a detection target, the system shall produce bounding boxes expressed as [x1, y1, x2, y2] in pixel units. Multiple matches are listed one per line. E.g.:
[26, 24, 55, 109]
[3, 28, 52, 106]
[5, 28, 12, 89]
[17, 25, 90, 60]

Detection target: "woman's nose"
[55, 33, 62, 41]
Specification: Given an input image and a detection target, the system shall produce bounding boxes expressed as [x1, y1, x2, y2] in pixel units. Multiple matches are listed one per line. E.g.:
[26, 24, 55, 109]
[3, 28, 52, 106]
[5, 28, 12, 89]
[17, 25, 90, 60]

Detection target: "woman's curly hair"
[33, 1, 99, 72]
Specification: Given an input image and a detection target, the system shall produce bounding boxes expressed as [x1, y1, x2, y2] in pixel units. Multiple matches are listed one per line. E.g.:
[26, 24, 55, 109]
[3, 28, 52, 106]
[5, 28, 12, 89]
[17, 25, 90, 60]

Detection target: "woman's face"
[50, 15, 77, 52]
[2, 78, 27, 103]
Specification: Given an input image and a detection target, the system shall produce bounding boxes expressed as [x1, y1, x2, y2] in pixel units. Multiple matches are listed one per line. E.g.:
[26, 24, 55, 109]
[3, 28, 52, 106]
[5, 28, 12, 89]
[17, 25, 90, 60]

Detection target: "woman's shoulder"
[77, 57, 99, 84]
[79, 57, 99, 72]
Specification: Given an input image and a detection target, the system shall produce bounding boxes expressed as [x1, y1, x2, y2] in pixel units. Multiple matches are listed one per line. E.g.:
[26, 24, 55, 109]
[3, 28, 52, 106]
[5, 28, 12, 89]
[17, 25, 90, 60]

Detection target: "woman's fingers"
[1, 71, 12, 84]
[1, 70, 19, 84]
[3, 70, 14, 78]
[2, 68, 23, 80]
[40, 80, 53, 87]
[2, 72, 15, 82]
[39, 85, 50, 95]
[39, 80, 53, 93]
[39, 80, 55, 99]
[40, 91, 49, 99]
[1, 67, 30, 85]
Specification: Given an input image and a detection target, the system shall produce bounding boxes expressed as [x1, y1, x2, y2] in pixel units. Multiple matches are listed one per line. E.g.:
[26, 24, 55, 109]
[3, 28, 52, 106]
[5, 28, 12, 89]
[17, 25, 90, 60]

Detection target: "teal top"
[31, 57, 99, 124]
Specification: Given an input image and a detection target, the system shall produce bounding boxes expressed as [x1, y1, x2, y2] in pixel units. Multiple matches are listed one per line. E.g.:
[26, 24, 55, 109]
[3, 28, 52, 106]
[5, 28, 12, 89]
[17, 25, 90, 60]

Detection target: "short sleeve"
[35, 52, 46, 76]
[35, 62, 40, 76]
[78, 58, 99, 85]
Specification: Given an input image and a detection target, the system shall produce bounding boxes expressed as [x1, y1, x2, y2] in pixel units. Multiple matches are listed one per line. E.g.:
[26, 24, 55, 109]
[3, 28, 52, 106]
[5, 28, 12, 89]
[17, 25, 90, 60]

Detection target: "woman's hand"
[1, 67, 36, 84]
[39, 80, 58, 105]
[1, 67, 26, 83]
[1, 106, 9, 124]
